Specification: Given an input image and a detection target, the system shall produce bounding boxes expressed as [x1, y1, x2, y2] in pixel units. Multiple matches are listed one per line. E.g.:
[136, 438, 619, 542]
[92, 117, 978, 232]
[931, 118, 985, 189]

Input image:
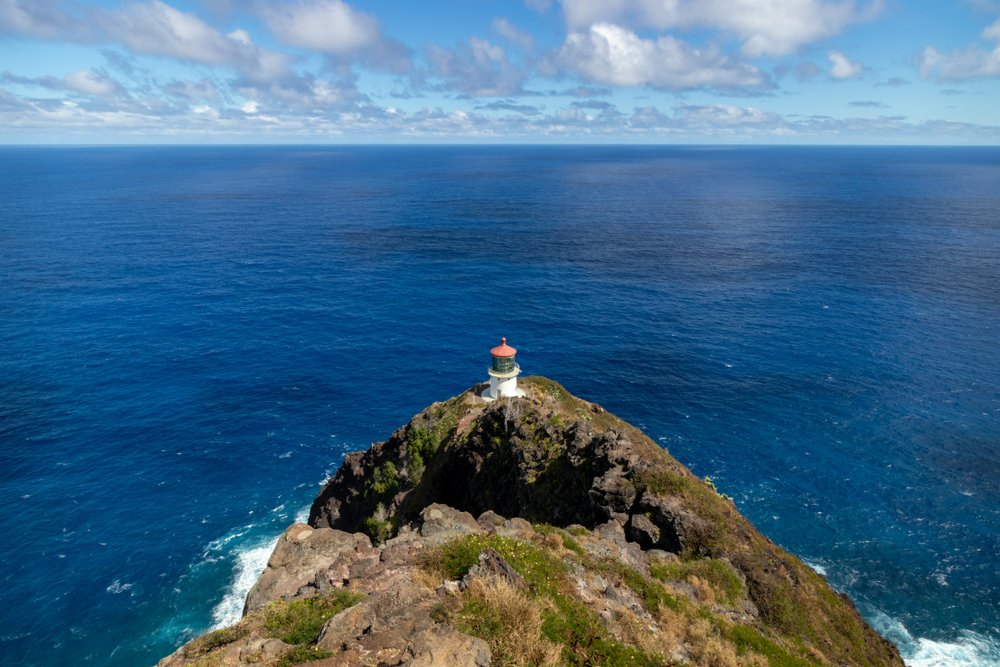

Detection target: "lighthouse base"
[482, 374, 525, 402]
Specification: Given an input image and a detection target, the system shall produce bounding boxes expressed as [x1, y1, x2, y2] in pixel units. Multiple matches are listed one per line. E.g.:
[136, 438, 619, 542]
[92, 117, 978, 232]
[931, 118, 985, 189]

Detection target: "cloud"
[2, 68, 122, 96]
[0, 0, 94, 39]
[849, 100, 887, 107]
[674, 102, 781, 127]
[876, 76, 910, 87]
[919, 17, 1000, 81]
[828, 50, 862, 79]
[64, 69, 120, 95]
[427, 38, 527, 97]
[2, 85, 999, 143]
[571, 99, 615, 109]
[558, 22, 769, 91]
[559, 0, 884, 56]
[0, 1, 294, 83]
[985, 17, 1000, 41]
[559, 0, 629, 30]
[492, 17, 535, 52]
[164, 78, 221, 102]
[550, 85, 612, 96]
[919, 45, 1000, 81]
[103, 2, 293, 81]
[256, 0, 378, 54]
[524, 0, 554, 12]
[475, 100, 542, 115]
[230, 71, 365, 111]
[104, 2, 247, 63]
[256, 1, 412, 73]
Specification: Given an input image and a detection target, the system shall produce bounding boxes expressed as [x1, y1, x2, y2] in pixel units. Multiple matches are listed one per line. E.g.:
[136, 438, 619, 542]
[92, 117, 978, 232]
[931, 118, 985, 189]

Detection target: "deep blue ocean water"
[0, 145, 997, 666]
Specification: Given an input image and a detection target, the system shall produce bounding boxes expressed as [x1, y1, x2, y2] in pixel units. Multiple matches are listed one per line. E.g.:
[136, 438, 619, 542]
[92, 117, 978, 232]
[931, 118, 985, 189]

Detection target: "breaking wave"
[209, 505, 311, 629]
[871, 610, 999, 667]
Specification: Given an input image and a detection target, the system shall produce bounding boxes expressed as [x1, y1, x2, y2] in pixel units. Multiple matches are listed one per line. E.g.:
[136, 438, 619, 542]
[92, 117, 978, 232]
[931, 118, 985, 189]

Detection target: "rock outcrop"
[160, 377, 904, 667]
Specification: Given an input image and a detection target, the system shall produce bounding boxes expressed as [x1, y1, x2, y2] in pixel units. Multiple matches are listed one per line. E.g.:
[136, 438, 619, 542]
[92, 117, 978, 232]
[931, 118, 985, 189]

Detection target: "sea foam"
[209, 505, 311, 629]
[871, 610, 999, 667]
[209, 537, 279, 629]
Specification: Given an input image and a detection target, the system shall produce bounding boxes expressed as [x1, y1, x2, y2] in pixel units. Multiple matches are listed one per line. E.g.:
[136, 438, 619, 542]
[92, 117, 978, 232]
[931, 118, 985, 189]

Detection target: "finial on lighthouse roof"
[490, 336, 517, 358]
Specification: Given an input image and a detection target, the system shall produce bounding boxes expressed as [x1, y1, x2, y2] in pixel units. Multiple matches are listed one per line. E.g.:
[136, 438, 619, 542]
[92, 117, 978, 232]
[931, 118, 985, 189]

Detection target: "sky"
[1, 0, 999, 144]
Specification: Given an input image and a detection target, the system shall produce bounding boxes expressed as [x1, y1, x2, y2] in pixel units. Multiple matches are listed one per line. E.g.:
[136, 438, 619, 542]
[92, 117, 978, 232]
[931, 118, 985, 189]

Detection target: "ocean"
[0, 145, 997, 666]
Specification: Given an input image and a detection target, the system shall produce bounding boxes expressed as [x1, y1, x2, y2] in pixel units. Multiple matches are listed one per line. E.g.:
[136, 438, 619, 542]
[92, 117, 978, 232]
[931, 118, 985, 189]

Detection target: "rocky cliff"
[159, 377, 903, 667]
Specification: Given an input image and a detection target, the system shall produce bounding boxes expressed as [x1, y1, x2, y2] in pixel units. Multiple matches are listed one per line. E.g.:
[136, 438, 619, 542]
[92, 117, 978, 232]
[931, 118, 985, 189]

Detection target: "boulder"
[244, 524, 373, 613]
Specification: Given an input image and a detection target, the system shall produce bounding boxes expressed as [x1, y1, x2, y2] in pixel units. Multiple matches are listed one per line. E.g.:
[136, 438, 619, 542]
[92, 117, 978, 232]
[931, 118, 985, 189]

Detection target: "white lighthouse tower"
[483, 337, 525, 401]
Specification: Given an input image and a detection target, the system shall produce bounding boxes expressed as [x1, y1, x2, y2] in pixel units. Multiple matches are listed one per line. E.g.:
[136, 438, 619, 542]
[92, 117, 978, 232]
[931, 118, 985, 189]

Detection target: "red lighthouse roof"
[490, 337, 517, 357]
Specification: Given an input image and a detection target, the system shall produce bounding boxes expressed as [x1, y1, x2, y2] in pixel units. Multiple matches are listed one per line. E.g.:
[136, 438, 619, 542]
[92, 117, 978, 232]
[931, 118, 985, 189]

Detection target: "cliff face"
[160, 377, 903, 667]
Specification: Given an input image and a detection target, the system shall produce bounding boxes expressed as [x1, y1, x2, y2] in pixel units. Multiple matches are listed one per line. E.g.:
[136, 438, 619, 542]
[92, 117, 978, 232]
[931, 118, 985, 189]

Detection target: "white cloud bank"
[919, 17, 1000, 81]
[559, 0, 884, 56]
[559, 22, 769, 90]
[0, 0, 292, 82]
[427, 38, 527, 97]
[256, 0, 379, 54]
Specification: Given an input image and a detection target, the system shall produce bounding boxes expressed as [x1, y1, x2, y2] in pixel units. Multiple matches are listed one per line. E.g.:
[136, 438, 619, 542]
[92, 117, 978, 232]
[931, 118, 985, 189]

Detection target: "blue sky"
[1, 0, 999, 143]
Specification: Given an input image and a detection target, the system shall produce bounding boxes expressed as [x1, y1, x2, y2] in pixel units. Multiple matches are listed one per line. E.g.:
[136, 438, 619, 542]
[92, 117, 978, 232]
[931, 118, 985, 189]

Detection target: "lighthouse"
[483, 337, 525, 401]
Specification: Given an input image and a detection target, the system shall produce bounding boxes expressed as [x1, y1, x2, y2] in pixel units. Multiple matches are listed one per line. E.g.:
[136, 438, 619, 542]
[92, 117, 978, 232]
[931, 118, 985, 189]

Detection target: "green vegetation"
[188, 625, 248, 654]
[635, 467, 690, 497]
[265, 591, 364, 645]
[426, 534, 564, 596]
[369, 461, 399, 498]
[361, 461, 401, 542]
[727, 625, 815, 667]
[541, 595, 665, 667]
[429, 602, 450, 623]
[276, 645, 335, 667]
[363, 515, 393, 543]
[532, 523, 586, 557]
[456, 594, 505, 646]
[597, 558, 682, 614]
[634, 468, 731, 555]
[650, 557, 745, 605]
[560, 534, 585, 556]
[425, 533, 667, 667]
[406, 426, 439, 482]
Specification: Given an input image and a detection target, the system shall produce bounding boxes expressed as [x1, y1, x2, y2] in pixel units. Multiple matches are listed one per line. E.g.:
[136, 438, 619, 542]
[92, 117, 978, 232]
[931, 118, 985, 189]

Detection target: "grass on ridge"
[423, 533, 670, 667]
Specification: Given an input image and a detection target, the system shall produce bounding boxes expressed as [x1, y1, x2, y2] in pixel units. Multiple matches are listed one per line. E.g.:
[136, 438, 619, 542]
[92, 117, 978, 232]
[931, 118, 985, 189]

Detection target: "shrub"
[188, 624, 248, 654]
[406, 427, 439, 481]
[541, 595, 665, 667]
[277, 644, 334, 667]
[424, 534, 564, 596]
[363, 515, 392, 543]
[456, 578, 561, 666]
[265, 591, 364, 645]
[369, 462, 399, 498]
[649, 557, 745, 605]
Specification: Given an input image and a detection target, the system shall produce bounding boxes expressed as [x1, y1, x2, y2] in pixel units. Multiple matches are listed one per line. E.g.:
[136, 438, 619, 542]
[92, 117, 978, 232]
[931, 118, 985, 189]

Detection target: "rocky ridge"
[159, 377, 903, 667]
